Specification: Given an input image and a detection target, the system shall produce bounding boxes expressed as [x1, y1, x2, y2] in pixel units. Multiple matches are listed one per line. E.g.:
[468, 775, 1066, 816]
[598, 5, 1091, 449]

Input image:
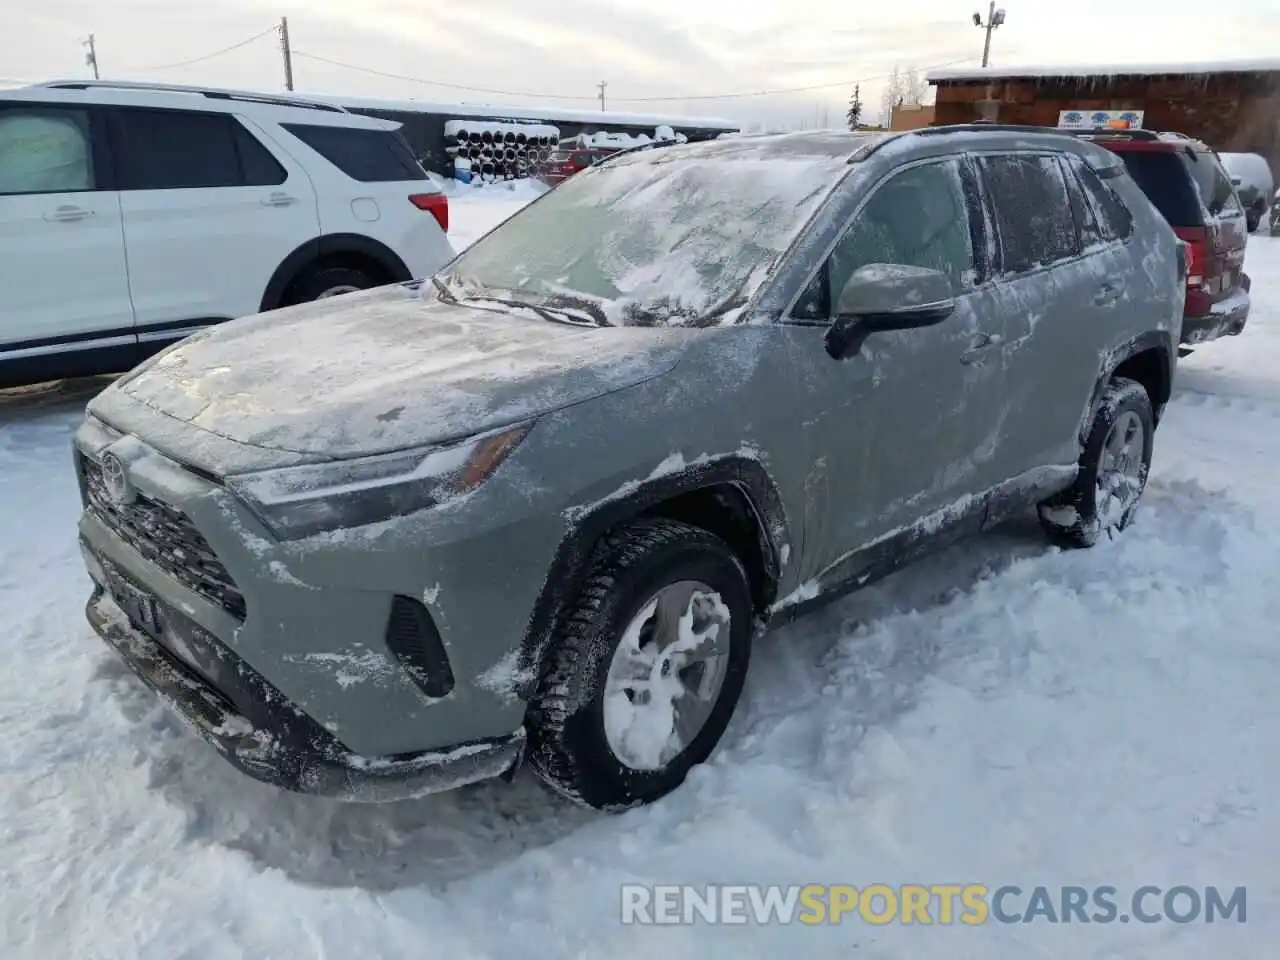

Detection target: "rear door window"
[977, 154, 1081, 274]
[115, 108, 242, 190]
[232, 122, 287, 186]
[281, 124, 427, 182]
[1115, 151, 1204, 226]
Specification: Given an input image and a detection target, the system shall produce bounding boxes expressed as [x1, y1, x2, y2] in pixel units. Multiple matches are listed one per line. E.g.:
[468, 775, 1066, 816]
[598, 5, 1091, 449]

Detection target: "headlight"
[226, 422, 532, 540]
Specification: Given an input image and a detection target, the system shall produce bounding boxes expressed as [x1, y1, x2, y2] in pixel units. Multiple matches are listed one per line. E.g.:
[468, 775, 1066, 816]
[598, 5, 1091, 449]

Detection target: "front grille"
[81, 453, 247, 620]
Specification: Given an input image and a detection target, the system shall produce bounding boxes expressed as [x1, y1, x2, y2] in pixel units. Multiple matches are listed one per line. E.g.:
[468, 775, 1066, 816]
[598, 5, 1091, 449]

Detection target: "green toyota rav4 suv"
[74, 127, 1185, 810]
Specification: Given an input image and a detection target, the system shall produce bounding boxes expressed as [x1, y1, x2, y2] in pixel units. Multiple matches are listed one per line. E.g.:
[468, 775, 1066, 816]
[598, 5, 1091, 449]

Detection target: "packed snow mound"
[562, 127, 689, 151]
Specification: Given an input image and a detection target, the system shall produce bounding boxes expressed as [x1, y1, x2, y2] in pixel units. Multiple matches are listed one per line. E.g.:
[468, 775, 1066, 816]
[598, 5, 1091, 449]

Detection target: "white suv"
[0, 80, 455, 389]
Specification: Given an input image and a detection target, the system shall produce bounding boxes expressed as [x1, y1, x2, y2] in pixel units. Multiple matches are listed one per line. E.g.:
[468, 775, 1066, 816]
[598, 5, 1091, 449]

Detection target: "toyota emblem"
[100, 452, 136, 506]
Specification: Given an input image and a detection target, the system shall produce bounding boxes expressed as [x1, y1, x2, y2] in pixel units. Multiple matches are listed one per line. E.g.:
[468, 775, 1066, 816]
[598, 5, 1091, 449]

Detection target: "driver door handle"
[44, 204, 94, 222]
[960, 331, 1002, 365]
[1094, 283, 1121, 306]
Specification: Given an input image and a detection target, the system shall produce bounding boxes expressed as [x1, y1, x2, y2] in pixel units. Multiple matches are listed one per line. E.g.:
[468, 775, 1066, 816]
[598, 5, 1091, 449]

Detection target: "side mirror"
[825, 264, 956, 360]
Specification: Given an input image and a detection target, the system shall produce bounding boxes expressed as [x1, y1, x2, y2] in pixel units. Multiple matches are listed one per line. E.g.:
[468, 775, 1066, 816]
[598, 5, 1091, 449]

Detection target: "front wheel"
[1038, 376, 1154, 548]
[527, 518, 753, 810]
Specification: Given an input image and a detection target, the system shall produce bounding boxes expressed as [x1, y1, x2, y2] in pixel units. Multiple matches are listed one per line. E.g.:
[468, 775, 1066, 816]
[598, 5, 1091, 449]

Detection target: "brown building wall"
[931, 72, 1280, 170]
[890, 103, 935, 131]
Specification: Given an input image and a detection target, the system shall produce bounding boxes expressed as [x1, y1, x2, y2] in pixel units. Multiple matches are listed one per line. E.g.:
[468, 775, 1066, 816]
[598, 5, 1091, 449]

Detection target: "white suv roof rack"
[36, 79, 349, 114]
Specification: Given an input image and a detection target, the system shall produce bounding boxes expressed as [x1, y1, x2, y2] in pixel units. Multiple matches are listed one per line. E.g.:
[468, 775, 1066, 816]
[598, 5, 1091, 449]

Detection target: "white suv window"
[279, 123, 428, 182]
[0, 107, 95, 195]
[114, 107, 287, 190]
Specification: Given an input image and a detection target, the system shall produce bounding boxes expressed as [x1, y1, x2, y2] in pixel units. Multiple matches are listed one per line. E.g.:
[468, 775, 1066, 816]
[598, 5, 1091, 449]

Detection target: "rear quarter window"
[1182, 151, 1242, 218]
[1065, 155, 1134, 242]
[1115, 151, 1205, 226]
[280, 123, 428, 182]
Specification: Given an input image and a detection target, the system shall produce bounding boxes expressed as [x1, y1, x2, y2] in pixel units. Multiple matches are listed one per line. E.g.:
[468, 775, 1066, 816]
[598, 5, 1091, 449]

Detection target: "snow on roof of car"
[601, 130, 889, 168]
[928, 57, 1280, 82]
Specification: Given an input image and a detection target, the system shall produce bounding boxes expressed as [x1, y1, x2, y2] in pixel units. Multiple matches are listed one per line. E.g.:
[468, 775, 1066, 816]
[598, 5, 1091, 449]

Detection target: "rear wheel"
[288, 266, 381, 303]
[527, 518, 753, 810]
[1038, 376, 1154, 548]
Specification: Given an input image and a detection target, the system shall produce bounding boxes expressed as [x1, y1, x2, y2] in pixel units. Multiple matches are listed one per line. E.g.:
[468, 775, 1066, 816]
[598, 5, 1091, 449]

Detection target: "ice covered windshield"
[438, 136, 861, 326]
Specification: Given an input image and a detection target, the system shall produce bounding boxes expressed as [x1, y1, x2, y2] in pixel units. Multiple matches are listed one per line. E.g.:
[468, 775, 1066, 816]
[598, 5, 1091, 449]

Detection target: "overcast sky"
[6, 0, 1280, 128]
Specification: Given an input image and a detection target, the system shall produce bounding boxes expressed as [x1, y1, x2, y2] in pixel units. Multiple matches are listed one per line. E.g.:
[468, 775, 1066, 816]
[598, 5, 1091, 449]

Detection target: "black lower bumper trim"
[1182, 308, 1248, 345]
[85, 589, 525, 802]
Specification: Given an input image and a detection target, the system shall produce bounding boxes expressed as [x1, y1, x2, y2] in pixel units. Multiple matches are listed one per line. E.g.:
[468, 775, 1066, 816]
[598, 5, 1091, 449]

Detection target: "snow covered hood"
[108, 284, 690, 460]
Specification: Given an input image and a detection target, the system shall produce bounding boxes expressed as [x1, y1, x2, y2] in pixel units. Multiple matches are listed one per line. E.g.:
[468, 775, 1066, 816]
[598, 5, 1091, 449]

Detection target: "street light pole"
[973, 2, 1007, 68]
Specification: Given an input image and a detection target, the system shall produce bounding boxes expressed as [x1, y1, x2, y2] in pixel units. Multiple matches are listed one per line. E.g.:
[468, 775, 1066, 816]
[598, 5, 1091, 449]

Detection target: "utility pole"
[597, 80, 607, 111]
[279, 17, 294, 91]
[83, 34, 99, 79]
[972, 2, 1007, 68]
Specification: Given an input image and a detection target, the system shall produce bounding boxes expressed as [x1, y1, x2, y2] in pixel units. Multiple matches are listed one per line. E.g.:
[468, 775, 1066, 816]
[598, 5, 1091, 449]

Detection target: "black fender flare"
[259, 234, 414, 312]
[1082, 329, 1176, 442]
[514, 454, 791, 699]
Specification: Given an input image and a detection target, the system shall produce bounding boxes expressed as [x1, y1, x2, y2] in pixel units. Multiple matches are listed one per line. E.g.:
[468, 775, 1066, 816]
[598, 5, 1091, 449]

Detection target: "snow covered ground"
[2, 192, 1279, 958]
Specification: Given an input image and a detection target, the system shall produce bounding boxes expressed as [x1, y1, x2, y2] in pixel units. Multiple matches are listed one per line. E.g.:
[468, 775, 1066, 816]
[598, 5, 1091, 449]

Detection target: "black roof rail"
[844, 123, 1076, 164]
[1069, 129, 1162, 141]
[911, 122, 1093, 137]
[38, 80, 347, 113]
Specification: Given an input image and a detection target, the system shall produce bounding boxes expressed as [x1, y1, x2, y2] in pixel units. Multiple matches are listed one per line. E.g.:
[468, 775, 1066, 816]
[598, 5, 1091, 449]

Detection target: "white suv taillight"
[409, 193, 449, 233]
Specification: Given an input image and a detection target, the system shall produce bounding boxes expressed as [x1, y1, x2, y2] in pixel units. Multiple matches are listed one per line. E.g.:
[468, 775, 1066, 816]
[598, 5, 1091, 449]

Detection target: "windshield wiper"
[458, 293, 598, 328]
[541, 292, 611, 327]
[431, 276, 458, 303]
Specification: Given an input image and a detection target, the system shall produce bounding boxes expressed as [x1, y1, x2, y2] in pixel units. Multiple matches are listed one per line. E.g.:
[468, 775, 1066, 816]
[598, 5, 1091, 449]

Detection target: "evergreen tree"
[846, 83, 863, 131]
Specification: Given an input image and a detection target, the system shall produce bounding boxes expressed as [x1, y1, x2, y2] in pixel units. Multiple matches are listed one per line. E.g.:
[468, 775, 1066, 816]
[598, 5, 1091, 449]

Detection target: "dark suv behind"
[1078, 130, 1250, 346]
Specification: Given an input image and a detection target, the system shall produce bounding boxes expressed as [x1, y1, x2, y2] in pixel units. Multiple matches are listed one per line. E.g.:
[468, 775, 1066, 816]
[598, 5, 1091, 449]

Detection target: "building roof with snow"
[302, 92, 739, 131]
[928, 57, 1280, 83]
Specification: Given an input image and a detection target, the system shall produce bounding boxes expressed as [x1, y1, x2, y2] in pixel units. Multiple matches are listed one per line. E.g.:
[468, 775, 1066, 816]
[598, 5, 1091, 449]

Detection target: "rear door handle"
[261, 192, 298, 207]
[44, 205, 94, 222]
[960, 331, 1002, 365]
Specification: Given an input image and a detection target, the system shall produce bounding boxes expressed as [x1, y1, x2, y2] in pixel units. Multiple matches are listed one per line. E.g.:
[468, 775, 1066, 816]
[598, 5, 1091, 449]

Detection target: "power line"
[292, 49, 977, 103]
[137, 25, 278, 72]
[292, 51, 599, 100]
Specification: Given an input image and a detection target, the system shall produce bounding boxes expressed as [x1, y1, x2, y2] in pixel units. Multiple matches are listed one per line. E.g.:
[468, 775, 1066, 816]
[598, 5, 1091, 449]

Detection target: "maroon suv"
[1078, 130, 1250, 346]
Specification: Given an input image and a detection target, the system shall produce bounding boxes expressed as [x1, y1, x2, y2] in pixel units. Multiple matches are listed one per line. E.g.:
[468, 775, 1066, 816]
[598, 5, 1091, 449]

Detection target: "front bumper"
[71, 402, 566, 764]
[84, 566, 525, 802]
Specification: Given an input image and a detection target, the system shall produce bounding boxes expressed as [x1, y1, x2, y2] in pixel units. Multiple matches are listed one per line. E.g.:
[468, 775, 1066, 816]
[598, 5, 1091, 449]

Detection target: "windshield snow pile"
[441, 135, 864, 326]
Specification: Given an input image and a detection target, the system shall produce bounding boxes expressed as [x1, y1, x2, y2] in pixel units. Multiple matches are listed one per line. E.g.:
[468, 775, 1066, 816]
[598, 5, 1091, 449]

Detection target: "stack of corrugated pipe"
[447, 127, 557, 183]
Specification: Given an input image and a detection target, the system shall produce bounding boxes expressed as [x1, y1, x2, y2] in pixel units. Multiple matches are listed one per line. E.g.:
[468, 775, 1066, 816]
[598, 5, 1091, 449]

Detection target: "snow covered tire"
[526, 518, 753, 811]
[1038, 376, 1154, 548]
